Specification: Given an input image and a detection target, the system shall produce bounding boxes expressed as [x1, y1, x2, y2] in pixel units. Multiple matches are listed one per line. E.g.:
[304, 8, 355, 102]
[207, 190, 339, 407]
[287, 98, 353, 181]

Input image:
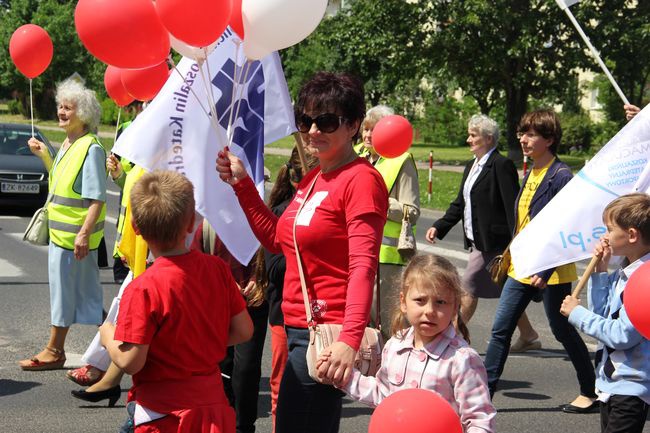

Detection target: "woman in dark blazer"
[426, 114, 521, 325]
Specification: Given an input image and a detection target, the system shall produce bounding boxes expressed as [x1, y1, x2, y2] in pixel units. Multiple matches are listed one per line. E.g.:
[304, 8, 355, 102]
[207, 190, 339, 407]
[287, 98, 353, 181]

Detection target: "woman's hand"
[624, 104, 641, 121]
[74, 230, 90, 260]
[216, 148, 248, 185]
[99, 321, 116, 348]
[316, 341, 356, 387]
[594, 238, 611, 272]
[529, 275, 547, 289]
[28, 137, 47, 158]
[106, 154, 123, 179]
[425, 227, 438, 244]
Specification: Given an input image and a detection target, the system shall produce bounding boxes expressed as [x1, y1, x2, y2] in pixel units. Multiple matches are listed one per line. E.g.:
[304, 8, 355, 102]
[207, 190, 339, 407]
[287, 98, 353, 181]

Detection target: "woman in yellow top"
[483, 109, 597, 413]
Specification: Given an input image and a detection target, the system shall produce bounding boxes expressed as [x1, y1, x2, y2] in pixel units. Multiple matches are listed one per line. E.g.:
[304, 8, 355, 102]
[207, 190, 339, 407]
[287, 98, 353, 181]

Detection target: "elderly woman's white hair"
[468, 114, 499, 147]
[55, 79, 101, 133]
[364, 105, 394, 125]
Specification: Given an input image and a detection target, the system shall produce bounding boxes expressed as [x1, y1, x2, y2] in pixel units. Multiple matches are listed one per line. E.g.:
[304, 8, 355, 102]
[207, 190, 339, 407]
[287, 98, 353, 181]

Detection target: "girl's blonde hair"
[390, 254, 470, 342]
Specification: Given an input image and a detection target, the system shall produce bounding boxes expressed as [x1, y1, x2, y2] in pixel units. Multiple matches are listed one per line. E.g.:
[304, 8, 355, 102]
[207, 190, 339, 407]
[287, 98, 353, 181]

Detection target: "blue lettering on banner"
[559, 226, 607, 252]
[212, 59, 265, 183]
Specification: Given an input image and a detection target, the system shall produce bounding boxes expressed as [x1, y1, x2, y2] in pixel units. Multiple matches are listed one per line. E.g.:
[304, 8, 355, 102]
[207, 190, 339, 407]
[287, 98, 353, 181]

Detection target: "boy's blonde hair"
[130, 170, 195, 250]
[603, 193, 650, 244]
[390, 254, 470, 342]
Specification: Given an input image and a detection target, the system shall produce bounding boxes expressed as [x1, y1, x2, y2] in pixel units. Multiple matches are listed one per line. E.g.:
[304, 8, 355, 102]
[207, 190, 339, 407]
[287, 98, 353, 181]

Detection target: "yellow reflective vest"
[48, 134, 106, 250]
[112, 165, 145, 258]
[354, 143, 416, 265]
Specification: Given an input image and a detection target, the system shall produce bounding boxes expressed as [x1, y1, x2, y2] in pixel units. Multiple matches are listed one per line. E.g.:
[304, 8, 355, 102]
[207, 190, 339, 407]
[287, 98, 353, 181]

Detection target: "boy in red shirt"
[99, 170, 253, 433]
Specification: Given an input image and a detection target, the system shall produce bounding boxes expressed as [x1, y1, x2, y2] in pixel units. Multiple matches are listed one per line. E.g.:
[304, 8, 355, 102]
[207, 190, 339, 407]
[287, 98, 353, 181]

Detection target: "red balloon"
[369, 389, 462, 433]
[75, 0, 170, 69]
[121, 61, 170, 102]
[9, 24, 53, 79]
[229, 0, 245, 38]
[155, 0, 232, 48]
[104, 66, 134, 107]
[372, 115, 414, 159]
[623, 261, 650, 339]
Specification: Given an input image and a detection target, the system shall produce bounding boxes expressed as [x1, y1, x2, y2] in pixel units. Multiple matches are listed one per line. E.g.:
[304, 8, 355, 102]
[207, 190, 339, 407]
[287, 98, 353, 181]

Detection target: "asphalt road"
[1, 182, 648, 433]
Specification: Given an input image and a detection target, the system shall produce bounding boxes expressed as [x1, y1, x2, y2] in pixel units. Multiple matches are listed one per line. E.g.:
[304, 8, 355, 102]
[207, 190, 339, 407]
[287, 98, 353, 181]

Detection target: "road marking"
[0, 215, 23, 220]
[417, 241, 469, 262]
[106, 190, 119, 197]
[0, 258, 24, 277]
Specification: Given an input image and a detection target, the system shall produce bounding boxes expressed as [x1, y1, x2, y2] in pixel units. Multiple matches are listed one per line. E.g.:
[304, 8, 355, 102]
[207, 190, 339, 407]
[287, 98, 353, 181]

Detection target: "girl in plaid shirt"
[319, 254, 495, 433]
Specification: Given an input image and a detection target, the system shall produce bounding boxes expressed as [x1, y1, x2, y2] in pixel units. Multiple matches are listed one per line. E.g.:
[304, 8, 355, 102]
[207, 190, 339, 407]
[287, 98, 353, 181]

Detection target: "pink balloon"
[75, 0, 170, 69]
[369, 389, 462, 433]
[155, 0, 232, 48]
[9, 24, 53, 79]
[121, 61, 170, 102]
[372, 115, 413, 159]
[104, 66, 134, 107]
[623, 261, 650, 339]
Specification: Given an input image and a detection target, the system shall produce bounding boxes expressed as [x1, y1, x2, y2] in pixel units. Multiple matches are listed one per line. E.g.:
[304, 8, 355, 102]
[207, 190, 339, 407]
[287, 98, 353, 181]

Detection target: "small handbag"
[397, 204, 416, 259]
[23, 205, 49, 246]
[293, 173, 383, 383]
[487, 247, 511, 287]
[23, 141, 77, 246]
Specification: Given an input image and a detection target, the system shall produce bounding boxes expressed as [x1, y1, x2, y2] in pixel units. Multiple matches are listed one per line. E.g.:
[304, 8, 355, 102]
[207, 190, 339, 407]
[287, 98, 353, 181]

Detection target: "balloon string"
[197, 58, 223, 143]
[169, 57, 210, 120]
[229, 60, 252, 147]
[113, 107, 121, 145]
[203, 47, 217, 115]
[226, 39, 243, 146]
[29, 78, 34, 138]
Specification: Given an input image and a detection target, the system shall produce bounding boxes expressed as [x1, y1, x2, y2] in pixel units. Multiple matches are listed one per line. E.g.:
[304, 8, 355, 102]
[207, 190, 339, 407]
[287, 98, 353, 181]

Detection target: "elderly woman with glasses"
[217, 71, 388, 433]
[21, 79, 106, 371]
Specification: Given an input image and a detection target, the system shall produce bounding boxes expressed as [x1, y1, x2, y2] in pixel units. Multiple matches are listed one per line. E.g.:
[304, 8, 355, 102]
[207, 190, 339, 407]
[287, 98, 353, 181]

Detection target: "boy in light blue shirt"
[561, 192, 650, 433]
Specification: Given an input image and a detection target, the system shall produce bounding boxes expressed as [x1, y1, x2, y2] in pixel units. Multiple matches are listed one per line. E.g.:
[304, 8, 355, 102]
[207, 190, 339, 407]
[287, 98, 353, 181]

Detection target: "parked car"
[0, 123, 56, 208]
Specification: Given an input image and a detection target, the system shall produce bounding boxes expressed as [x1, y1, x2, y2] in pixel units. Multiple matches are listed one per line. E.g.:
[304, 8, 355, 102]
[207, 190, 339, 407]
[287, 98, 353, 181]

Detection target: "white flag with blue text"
[511, 105, 650, 278]
[112, 28, 296, 265]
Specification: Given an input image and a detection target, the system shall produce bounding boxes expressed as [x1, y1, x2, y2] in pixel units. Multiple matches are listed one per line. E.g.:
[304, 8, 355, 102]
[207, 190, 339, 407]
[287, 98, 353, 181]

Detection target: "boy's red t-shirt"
[234, 158, 388, 349]
[114, 249, 246, 411]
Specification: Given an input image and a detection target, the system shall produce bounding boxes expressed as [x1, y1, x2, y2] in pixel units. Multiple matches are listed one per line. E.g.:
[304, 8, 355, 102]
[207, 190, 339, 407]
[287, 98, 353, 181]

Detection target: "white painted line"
[6, 232, 48, 246]
[417, 241, 469, 262]
[0, 258, 24, 277]
[106, 215, 117, 225]
[64, 353, 86, 369]
[106, 190, 119, 197]
[0, 215, 22, 220]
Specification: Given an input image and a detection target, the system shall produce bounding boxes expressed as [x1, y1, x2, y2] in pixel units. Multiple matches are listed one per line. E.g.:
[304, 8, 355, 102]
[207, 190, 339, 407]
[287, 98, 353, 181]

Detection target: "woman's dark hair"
[517, 108, 562, 155]
[294, 71, 365, 141]
[252, 147, 318, 297]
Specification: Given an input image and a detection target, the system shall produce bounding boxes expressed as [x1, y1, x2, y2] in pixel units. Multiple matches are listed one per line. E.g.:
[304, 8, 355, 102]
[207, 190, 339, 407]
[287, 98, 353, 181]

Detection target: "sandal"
[66, 365, 105, 386]
[510, 338, 542, 353]
[19, 347, 66, 371]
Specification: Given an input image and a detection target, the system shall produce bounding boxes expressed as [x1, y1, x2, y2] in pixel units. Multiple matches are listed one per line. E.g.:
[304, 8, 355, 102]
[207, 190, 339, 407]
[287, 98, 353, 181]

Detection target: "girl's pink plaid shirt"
[343, 325, 496, 433]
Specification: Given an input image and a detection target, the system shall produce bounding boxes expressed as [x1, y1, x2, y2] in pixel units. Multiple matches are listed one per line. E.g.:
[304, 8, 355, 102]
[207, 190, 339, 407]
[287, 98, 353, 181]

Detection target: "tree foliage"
[0, 0, 105, 119]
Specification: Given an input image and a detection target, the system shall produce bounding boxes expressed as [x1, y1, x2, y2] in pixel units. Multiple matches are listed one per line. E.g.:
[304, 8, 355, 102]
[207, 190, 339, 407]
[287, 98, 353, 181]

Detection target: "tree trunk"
[505, 84, 527, 164]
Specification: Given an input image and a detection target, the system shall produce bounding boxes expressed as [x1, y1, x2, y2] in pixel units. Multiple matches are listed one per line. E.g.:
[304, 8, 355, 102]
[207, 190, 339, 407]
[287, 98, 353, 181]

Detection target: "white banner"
[112, 28, 296, 265]
[511, 105, 650, 278]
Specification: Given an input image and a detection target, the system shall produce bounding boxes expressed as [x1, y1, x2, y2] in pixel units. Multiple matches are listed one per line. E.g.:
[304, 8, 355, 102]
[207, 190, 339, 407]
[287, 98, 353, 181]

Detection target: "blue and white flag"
[112, 28, 296, 265]
[511, 105, 650, 278]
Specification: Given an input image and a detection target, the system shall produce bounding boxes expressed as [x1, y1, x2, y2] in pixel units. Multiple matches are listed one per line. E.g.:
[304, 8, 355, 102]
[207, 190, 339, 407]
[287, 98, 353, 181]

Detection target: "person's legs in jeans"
[275, 327, 343, 433]
[231, 302, 269, 433]
[542, 283, 597, 399]
[484, 277, 535, 396]
[269, 324, 288, 433]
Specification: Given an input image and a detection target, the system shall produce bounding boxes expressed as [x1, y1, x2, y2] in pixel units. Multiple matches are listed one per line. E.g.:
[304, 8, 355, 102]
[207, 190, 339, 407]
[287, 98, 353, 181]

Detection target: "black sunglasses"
[296, 113, 344, 134]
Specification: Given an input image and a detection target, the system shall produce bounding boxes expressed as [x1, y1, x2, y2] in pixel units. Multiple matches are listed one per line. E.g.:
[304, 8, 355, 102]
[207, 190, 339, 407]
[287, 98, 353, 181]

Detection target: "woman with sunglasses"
[217, 71, 388, 433]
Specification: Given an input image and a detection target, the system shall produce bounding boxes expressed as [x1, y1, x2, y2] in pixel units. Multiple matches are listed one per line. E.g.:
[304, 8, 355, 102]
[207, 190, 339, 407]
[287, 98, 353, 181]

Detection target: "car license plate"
[1, 182, 40, 194]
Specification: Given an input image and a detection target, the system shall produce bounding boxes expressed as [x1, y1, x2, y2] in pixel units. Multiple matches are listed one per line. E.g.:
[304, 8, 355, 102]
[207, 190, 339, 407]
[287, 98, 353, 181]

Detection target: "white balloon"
[169, 34, 219, 61]
[242, 0, 328, 60]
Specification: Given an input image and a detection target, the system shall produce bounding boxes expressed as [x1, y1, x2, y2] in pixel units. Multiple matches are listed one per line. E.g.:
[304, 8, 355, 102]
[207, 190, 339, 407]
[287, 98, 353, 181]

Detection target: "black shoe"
[71, 385, 121, 407]
[560, 402, 600, 414]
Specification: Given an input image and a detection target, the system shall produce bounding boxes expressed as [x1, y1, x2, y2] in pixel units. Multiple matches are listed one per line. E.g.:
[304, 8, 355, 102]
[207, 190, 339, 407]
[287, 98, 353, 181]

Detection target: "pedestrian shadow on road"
[0, 378, 41, 397]
[341, 398, 373, 418]
[497, 379, 552, 401]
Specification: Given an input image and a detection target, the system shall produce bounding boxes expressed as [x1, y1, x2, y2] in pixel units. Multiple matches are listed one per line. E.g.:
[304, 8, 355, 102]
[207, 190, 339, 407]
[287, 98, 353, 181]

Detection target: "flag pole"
[571, 254, 600, 298]
[557, 1, 630, 105]
[292, 132, 309, 174]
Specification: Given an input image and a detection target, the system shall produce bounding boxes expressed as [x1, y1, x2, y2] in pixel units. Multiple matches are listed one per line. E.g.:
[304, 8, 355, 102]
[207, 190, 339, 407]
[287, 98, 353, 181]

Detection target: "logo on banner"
[213, 59, 265, 182]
